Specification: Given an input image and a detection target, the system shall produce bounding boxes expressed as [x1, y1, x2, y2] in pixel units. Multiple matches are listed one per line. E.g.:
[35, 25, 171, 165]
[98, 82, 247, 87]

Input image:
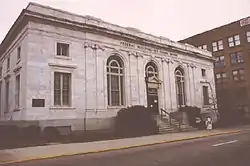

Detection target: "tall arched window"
[175, 67, 186, 106]
[107, 55, 124, 106]
[145, 62, 158, 78]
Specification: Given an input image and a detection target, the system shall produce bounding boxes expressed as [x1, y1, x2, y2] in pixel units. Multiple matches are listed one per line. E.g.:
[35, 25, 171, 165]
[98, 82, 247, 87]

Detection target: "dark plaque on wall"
[32, 99, 45, 107]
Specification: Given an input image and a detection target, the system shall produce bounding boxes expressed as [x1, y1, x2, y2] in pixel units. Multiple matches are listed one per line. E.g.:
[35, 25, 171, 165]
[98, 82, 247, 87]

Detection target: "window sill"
[13, 108, 21, 112]
[48, 62, 77, 69]
[213, 49, 223, 53]
[55, 55, 72, 60]
[233, 80, 246, 82]
[107, 106, 126, 109]
[49, 106, 76, 110]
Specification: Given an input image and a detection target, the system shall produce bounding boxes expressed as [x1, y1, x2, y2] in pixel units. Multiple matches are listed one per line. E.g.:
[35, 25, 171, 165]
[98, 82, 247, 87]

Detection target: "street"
[2, 130, 250, 166]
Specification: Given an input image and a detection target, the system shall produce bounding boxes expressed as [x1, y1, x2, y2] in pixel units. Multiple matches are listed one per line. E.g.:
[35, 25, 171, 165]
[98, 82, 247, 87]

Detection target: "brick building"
[180, 16, 250, 114]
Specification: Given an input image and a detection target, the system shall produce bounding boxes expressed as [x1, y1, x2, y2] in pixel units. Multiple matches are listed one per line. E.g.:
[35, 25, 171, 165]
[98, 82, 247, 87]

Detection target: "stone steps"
[157, 117, 197, 134]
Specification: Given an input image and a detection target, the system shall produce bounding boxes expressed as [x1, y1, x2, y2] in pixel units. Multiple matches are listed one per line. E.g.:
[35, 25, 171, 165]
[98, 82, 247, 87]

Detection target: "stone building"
[0, 3, 216, 134]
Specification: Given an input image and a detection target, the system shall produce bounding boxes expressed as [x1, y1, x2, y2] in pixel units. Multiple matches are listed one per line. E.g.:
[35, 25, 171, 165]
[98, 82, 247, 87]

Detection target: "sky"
[0, 0, 250, 43]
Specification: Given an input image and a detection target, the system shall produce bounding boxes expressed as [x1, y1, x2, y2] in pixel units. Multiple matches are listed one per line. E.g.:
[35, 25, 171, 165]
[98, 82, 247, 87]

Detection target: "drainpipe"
[94, 45, 98, 114]
[83, 42, 88, 132]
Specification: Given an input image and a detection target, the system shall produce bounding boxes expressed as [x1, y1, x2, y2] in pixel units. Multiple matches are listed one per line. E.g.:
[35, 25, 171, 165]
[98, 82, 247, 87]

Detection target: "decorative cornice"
[13, 65, 22, 73]
[161, 57, 173, 64]
[190, 63, 197, 68]
[174, 59, 182, 64]
[84, 42, 89, 48]
[128, 52, 143, 58]
[128, 51, 135, 56]
[170, 52, 178, 57]
[84, 42, 105, 51]
[0, 3, 213, 62]
[4, 73, 11, 80]
[135, 52, 143, 58]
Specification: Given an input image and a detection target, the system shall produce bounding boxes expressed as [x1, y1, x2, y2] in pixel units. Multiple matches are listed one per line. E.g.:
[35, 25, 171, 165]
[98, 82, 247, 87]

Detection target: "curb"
[0, 130, 242, 165]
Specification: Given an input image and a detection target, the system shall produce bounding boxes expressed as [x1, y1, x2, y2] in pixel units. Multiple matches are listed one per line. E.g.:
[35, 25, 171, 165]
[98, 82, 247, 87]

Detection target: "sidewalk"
[0, 127, 247, 165]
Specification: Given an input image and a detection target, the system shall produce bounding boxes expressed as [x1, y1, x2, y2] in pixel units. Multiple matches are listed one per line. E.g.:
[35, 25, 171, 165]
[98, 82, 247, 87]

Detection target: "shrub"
[178, 106, 201, 128]
[115, 105, 158, 138]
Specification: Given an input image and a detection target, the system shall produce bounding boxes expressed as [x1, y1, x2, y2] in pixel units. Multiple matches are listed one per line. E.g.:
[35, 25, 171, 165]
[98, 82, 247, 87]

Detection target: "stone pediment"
[148, 76, 161, 84]
[147, 76, 162, 89]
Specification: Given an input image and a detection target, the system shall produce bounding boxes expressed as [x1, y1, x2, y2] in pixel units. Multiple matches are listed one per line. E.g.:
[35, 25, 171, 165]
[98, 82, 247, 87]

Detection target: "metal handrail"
[160, 108, 182, 127]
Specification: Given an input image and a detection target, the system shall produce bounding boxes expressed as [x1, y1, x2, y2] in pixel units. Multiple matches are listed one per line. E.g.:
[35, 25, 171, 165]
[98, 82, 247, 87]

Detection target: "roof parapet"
[25, 2, 212, 57]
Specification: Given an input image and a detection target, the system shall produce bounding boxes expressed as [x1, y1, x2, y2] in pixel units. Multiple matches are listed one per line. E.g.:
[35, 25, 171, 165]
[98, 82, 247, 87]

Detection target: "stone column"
[129, 52, 139, 105]
[127, 52, 133, 107]
[191, 64, 197, 106]
[84, 43, 96, 111]
[135, 52, 145, 106]
[161, 58, 166, 110]
[184, 63, 191, 106]
[166, 59, 174, 111]
[95, 44, 106, 111]
[187, 64, 194, 106]
[161, 58, 173, 111]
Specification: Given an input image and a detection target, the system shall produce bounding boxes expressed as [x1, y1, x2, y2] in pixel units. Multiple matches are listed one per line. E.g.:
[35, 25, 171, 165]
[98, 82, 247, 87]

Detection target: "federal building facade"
[0, 3, 216, 132]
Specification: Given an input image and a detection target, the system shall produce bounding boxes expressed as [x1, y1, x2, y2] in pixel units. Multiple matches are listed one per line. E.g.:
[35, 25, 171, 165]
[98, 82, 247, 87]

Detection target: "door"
[147, 87, 159, 114]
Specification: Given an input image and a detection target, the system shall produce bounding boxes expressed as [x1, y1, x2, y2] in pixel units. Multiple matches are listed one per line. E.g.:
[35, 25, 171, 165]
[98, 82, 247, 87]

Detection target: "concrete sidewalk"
[0, 128, 246, 165]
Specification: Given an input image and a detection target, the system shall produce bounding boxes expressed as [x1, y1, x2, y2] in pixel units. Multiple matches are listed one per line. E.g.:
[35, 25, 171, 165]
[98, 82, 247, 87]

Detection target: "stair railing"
[160, 108, 182, 130]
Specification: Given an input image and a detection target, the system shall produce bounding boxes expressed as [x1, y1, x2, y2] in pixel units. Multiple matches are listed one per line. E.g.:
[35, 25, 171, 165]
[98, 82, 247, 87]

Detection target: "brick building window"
[54, 72, 71, 106]
[230, 52, 243, 64]
[202, 86, 209, 105]
[228, 35, 240, 47]
[216, 72, 227, 84]
[232, 69, 245, 81]
[215, 55, 225, 67]
[198, 45, 207, 50]
[247, 32, 250, 43]
[212, 40, 223, 52]
[56, 43, 69, 57]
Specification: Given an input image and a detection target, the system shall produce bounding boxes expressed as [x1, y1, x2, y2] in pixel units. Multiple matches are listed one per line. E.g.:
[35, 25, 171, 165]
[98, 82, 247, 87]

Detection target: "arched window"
[107, 55, 124, 106]
[175, 67, 186, 106]
[145, 62, 158, 78]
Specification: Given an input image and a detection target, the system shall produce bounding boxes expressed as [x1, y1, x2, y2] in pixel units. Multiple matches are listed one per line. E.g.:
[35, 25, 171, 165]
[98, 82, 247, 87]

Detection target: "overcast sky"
[0, 0, 250, 43]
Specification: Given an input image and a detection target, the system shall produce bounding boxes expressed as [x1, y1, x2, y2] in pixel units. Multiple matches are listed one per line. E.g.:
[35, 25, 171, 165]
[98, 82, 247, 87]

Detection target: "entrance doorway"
[147, 87, 159, 114]
[145, 61, 161, 114]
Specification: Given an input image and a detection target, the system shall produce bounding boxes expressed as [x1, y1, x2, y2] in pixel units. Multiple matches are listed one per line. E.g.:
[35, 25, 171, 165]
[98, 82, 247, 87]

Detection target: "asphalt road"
[3, 130, 250, 166]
